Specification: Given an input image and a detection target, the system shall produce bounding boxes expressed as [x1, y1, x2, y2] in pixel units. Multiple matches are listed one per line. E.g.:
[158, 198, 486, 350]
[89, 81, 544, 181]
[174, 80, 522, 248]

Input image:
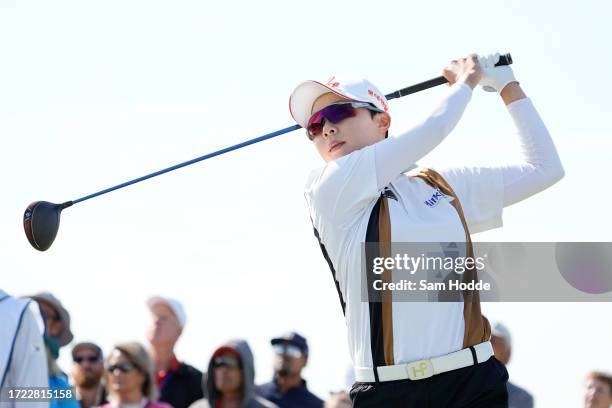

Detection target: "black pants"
[350, 356, 509, 408]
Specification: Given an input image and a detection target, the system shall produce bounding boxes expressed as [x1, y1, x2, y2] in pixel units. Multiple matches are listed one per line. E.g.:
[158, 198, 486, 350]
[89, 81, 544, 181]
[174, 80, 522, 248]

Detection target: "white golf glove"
[478, 53, 518, 93]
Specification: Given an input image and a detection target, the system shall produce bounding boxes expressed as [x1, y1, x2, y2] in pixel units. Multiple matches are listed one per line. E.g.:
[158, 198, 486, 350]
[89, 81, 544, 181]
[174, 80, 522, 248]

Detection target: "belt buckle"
[405, 359, 434, 380]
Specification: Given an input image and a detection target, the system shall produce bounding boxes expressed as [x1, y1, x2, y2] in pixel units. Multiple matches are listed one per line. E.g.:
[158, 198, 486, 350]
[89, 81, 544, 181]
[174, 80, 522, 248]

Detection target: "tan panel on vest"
[378, 196, 395, 366]
[414, 168, 491, 348]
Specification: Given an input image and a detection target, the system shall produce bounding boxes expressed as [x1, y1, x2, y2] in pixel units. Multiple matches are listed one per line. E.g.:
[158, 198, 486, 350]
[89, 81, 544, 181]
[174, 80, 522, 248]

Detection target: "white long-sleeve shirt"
[305, 82, 564, 368]
[0, 290, 49, 408]
[375, 83, 564, 208]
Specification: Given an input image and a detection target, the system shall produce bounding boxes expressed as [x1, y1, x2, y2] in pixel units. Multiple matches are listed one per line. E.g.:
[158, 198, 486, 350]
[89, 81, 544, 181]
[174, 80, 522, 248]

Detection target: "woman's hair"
[107, 342, 157, 401]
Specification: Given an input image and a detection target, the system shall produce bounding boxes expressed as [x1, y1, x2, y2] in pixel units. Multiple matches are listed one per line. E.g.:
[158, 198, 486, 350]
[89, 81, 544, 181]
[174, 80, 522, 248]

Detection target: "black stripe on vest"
[313, 226, 346, 316]
[365, 196, 386, 371]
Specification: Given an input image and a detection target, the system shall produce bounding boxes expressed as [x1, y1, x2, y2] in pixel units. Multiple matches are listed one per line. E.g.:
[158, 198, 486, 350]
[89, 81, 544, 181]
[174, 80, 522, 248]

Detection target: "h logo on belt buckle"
[406, 359, 434, 380]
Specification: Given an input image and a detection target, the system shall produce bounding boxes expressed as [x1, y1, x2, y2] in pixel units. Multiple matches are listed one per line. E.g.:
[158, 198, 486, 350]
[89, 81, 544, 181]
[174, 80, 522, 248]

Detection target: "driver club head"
[23, 201, 72, 251]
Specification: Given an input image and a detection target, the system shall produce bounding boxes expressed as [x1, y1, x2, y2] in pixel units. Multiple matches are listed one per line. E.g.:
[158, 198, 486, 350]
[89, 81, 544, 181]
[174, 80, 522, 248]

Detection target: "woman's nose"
[322, 122, 337, 138]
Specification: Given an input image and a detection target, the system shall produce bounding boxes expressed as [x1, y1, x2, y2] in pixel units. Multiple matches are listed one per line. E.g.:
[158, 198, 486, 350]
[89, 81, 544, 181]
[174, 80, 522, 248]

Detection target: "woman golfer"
[289, 54, 564, 407]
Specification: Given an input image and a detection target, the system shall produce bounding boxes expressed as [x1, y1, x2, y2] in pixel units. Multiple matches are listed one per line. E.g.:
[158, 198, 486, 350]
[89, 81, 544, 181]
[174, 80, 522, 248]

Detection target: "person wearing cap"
[28, 292, 80, 408]
[70, 342, 108, 408]
[0, 289, 48, 408]
[146, 296, 203, 408]
[289, 54, 564, 406]
[99, 342, 172, 408]
[189, 339, 277, 408]
[584, 371, 612, 408]
[256, 332, 323, 408]
[490, 322, 534, 408]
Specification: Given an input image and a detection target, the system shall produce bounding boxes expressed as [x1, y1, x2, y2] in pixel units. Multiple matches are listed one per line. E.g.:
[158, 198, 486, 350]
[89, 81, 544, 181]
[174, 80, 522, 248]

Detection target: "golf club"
[23, 53, 513, 251]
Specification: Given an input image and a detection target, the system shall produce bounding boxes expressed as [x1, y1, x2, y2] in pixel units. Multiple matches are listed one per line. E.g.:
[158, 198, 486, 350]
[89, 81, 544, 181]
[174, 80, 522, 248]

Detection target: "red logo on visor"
[368, 89, 389, 112]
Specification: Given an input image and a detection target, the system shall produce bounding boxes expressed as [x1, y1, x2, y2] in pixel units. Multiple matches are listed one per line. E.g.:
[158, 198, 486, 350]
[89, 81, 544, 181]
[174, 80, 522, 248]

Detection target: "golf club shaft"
[71, 124, 301, 205]
[70, 53, 512, 206]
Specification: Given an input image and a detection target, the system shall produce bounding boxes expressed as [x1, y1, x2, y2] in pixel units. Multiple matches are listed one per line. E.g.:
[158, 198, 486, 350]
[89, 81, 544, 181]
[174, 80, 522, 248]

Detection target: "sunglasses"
[74, 355, 101, 364]
[107, 362, 135, 374]
[306, 101, 383, 141]
[273, 344, 303, 359]
[213, 356, 241, 369]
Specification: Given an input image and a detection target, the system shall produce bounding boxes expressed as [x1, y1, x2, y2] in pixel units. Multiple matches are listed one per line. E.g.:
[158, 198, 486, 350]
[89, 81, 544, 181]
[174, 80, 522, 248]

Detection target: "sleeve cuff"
[506, 96, 533, 113]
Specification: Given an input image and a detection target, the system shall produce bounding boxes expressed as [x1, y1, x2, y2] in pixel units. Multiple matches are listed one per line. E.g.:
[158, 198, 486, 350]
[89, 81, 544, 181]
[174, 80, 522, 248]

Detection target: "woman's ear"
[376, 112, 391, 136]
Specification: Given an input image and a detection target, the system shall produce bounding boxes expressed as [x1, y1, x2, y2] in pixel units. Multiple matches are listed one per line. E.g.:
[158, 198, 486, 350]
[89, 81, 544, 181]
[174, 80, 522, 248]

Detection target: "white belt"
[355, 341, 494, 383]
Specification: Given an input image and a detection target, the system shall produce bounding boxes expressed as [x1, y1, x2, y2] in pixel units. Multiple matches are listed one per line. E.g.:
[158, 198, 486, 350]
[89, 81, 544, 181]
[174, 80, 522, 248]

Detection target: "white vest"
[0, 290, 33, 387]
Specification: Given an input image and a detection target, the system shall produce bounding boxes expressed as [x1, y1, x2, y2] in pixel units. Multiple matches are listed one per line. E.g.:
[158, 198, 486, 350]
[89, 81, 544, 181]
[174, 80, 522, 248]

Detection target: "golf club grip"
[385, 53, 513, 100]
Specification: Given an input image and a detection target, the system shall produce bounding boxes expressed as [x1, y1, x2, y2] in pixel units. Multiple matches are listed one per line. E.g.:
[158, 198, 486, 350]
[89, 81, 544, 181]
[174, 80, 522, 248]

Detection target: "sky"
[1, 0, 611, 406]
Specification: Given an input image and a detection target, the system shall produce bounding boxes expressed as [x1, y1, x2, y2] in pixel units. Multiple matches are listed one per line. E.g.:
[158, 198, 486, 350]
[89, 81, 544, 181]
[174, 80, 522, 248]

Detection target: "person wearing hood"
[28, 292, 79, 408]
[189, 340, 277, 408]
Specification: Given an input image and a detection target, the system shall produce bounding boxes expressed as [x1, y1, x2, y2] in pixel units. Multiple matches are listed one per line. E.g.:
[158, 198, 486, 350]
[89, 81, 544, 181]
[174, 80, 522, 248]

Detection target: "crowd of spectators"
[1, 288, 610, 408]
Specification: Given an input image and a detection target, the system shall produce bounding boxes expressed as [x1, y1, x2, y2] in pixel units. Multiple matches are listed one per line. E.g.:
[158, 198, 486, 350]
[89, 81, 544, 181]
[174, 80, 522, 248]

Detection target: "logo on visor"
[367, 89, 388, 112]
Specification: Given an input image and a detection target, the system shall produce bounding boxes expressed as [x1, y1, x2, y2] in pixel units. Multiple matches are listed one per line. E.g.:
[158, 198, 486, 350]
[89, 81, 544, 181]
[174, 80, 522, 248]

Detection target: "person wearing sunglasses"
[289, 54, 564, 407]
[257, 332, 323, 408]
[189, 340, 277, 408]
[70, 342, 108, 408]
[100, 342, 171, 408]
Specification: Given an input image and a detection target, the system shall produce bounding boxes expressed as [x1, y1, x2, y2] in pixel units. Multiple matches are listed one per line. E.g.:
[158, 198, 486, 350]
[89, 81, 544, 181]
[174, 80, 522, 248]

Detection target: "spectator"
[70, 342, 107, 408]
[28, 292, 79, 408]
[0, 289, 48, 408]
[324, 392, 350, 408]
[146, 297, 203, 408]
[584, 371, 612, 408]
[257, 332, 323, 408]
[490, 322, 534, 408]
[189, 339, 276, 408]
[100, 342, 171, 408]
